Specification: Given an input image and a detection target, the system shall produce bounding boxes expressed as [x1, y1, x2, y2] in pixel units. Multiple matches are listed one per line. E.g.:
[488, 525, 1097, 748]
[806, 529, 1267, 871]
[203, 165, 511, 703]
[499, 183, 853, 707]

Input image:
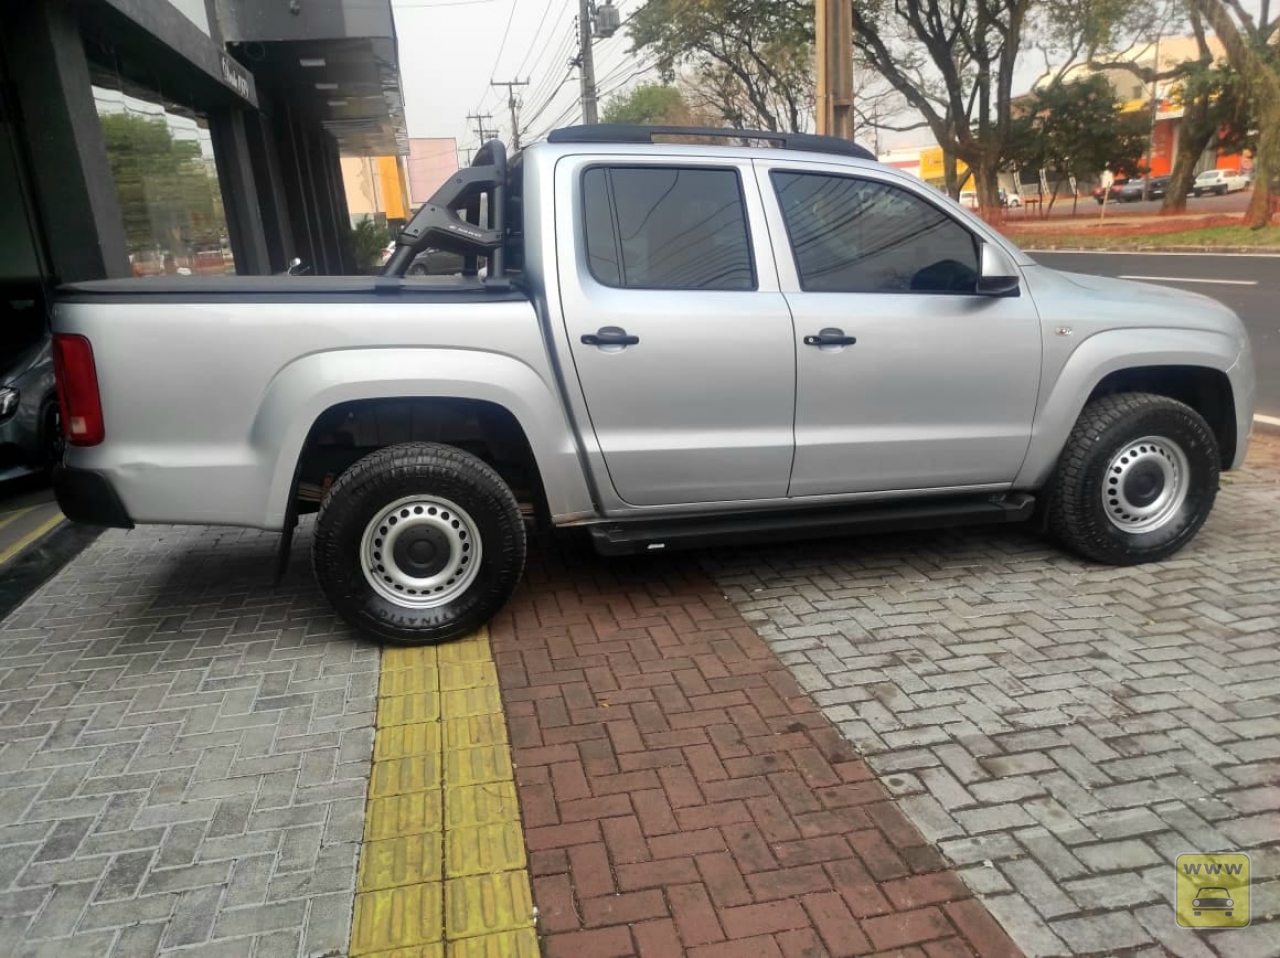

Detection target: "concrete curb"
[1254, 416, 1280, 437]
[1023, 244, 1280, 255]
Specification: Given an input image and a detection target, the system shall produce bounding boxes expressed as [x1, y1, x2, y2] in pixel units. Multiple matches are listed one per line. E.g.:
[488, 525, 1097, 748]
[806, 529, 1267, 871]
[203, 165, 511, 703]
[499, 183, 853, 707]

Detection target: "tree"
[1079, 6, 1252, 214]
[1162, 58, 1249, 212]
[1185, 0, 1280, 227]
[849, 0, 1152, 213]
[628, 0, 814, 132]
[98, 112, 221, 256]
[602, 84, 690, 125]
[1008, 75, 1151, 215]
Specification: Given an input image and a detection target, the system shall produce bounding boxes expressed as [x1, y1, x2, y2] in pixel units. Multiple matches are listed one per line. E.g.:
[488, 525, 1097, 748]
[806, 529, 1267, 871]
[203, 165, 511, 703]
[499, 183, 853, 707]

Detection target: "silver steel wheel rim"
[360, 495, 482, 609]
[1101, 435, 1190, 534]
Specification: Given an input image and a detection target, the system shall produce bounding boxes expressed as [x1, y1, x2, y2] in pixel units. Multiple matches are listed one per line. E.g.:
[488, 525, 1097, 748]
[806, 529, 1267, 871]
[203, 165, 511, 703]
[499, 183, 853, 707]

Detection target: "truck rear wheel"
[1049, 393, 1219, 565]
[312, 442, 526, 644]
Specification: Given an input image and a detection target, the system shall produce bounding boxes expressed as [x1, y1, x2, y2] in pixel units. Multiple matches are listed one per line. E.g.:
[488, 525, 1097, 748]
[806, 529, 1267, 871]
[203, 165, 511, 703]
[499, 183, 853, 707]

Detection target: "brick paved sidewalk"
[704, 437, 1280, 958]
[490, 542, 1024, 958]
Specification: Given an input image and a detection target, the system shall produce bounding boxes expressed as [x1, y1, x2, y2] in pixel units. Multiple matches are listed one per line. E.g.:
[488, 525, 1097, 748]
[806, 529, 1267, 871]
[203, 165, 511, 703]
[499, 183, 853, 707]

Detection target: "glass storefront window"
[88, 51, 234, 276]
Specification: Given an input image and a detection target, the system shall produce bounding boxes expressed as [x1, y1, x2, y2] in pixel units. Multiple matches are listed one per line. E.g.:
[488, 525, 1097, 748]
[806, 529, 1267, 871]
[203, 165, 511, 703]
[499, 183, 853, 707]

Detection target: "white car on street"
[1193, 168, 1250, 196]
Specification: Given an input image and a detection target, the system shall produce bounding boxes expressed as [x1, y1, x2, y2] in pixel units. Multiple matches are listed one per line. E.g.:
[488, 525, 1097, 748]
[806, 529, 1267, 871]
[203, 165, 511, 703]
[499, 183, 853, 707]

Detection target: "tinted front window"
[583, 167, 754, 290]
[772, 171, 978, 294]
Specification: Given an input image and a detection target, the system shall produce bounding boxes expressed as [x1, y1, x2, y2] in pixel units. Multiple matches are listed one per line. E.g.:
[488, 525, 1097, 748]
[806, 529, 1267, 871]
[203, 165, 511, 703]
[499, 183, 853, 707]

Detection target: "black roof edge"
[547, 124, 876, 161]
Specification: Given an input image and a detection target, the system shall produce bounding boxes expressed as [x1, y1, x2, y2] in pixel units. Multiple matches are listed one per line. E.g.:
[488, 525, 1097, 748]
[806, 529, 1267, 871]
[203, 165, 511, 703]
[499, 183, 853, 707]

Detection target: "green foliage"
[1171, 60, 1253, 155]
[350, 217, 391, 273]
[628, 0, 814, 132]
[1008, 75, 1151, 182]
[602, 84, 688, 125]
[98, 112, 222, 253]
[849, 0, 1157, 206]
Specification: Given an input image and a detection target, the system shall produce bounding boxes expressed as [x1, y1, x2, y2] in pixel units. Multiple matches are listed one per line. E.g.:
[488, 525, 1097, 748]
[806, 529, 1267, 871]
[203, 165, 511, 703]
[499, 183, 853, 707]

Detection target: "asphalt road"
[1033, 251, 1279, 422]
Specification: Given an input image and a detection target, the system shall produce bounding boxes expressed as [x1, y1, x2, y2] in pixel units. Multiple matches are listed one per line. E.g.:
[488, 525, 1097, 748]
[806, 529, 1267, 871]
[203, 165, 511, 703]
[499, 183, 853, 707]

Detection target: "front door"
[557, 159, 796, 506]
[760, 165, 1042, 498]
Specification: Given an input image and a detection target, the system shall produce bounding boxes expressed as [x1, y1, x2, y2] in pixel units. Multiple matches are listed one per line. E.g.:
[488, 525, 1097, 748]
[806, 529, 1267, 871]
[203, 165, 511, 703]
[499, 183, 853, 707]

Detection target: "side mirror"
[978, 242, 1020, 296]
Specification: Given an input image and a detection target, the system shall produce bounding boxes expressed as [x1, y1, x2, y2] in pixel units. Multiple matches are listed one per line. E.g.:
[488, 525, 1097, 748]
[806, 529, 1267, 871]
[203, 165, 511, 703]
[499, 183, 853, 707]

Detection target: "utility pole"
[572, 0, 618, 125]
[577, 0, 599, 124]
[815, 0, 854, 139]
[467, 112, 494, 143]
[492, 79, 529, 149]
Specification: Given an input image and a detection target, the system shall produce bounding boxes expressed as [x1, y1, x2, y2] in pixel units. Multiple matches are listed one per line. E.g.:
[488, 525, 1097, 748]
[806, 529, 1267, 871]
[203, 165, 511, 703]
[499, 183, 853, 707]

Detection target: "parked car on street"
[1117, 176, 1171, 201]
[0, 294, 60, 483]
[1093, 178, 1130, 204]
[1194, 168, 1250, 196]
[52, 125, 1256, 644]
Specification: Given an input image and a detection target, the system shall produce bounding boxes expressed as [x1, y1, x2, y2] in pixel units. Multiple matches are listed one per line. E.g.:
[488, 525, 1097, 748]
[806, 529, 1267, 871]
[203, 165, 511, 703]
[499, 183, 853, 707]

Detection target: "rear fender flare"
[251, 348, 593, 527]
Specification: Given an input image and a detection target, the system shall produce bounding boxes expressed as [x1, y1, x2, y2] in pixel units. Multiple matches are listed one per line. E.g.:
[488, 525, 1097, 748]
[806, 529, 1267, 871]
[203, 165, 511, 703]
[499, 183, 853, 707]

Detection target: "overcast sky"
[393, 0, 650, 160]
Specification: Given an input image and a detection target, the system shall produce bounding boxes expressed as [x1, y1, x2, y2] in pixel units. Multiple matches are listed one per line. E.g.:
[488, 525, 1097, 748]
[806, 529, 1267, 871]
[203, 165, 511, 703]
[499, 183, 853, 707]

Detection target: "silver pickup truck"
[51, 126, 1254, 645]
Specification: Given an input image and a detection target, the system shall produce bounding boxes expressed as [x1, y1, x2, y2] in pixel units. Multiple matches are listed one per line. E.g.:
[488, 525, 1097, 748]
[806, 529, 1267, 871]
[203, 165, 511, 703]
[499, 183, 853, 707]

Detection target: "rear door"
[758, 163, 1042, 498]
[555, 156, 796, 506]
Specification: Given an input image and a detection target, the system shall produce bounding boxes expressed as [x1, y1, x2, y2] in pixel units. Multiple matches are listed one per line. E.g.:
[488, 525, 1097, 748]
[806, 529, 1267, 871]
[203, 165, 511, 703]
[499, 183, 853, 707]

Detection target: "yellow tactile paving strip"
[351, 628, 537, 958]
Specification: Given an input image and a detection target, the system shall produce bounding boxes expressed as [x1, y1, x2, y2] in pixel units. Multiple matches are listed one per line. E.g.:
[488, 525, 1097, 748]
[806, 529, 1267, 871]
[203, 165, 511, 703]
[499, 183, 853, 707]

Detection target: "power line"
[511, 0, 569, 80]
[525, 26, 578, 101]
[488, 0, 522, 81]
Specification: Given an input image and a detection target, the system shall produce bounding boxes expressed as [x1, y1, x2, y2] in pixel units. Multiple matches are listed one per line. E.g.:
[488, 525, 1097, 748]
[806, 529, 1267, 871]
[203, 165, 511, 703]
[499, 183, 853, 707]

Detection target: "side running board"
[587, 493, 1036, 556]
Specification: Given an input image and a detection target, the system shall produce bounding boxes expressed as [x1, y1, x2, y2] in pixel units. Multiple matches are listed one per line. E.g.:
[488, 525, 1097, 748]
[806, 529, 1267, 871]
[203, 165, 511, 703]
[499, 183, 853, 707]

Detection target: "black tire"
[1217, 185, 1227, 195]
[1049, 393, 1219, 565]
[312, 442, 526, 644]
[39, 398, 65, 478]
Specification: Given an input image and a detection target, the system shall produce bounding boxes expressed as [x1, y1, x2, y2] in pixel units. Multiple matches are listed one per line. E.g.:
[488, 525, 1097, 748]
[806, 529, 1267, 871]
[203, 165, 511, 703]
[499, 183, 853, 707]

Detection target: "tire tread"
[1049, 392, 1218, 565]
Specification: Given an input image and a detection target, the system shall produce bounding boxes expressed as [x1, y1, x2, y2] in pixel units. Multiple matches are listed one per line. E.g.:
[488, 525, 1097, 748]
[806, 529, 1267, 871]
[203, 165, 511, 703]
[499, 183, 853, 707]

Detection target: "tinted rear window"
[582, 166, 755, 290]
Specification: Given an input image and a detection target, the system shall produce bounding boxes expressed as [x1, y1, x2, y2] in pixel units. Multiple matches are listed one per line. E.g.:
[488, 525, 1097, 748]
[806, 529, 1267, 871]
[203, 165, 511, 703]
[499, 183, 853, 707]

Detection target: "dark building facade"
[1, 0, 406, 289]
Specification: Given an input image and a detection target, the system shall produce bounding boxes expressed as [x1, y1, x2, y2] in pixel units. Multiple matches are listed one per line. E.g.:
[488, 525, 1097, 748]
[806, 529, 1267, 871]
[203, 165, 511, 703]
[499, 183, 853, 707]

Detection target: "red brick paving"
[490, 542, 1024, 958]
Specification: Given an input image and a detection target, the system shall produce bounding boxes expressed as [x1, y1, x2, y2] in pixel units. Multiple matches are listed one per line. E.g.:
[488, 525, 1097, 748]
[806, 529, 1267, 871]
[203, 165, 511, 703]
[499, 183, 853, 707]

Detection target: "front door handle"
[581, 327, 640, 347]
[804, 328, 857, 347]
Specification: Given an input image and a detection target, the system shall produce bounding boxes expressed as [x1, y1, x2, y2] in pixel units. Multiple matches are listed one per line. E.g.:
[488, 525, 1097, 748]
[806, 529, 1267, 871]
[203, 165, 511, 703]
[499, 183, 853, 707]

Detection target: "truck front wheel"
[313, 443, 526, 644]
[1049, 393, 1219, 565]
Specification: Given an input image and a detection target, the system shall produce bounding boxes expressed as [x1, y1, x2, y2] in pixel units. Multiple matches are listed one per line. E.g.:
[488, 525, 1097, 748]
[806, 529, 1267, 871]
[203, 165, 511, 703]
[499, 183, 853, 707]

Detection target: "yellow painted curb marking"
[0, 505, 35, 533]
[0, 512, 62, 566]
[351, 627, 535, 957]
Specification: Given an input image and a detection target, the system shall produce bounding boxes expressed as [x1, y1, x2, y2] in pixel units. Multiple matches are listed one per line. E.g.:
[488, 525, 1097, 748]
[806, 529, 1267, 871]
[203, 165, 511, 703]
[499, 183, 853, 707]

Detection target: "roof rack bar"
[546, 124, 876, 161]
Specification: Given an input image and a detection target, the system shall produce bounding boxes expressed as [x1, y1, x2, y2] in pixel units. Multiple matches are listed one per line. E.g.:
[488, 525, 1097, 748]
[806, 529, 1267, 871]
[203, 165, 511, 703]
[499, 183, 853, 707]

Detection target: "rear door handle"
[581, 327, 640, 347]
[804, 328, 857, 347]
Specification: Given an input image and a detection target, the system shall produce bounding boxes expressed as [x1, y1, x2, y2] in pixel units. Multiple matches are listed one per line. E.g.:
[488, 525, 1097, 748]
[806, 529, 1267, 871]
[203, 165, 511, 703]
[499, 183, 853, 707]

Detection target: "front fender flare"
[1014, 327, 1239, 489]
[251, 347, 593, 528]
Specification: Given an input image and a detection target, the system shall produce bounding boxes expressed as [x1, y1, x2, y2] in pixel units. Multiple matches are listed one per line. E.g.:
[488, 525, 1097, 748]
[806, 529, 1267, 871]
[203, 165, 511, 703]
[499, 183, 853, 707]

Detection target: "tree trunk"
[1244, 96, 1280, 227]
[973, 155, 1002, 223]
[1162, 121, 1208, 213]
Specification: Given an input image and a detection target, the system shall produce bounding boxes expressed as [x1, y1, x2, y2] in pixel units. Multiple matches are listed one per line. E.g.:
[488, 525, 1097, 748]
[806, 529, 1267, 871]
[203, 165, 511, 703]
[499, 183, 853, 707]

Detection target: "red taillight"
[52, 334, 104, 446]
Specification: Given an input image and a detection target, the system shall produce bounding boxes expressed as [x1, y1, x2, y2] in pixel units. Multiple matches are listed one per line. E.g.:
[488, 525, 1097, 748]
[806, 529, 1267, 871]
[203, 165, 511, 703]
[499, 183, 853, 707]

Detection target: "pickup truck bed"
[60, 274, 523, 301]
